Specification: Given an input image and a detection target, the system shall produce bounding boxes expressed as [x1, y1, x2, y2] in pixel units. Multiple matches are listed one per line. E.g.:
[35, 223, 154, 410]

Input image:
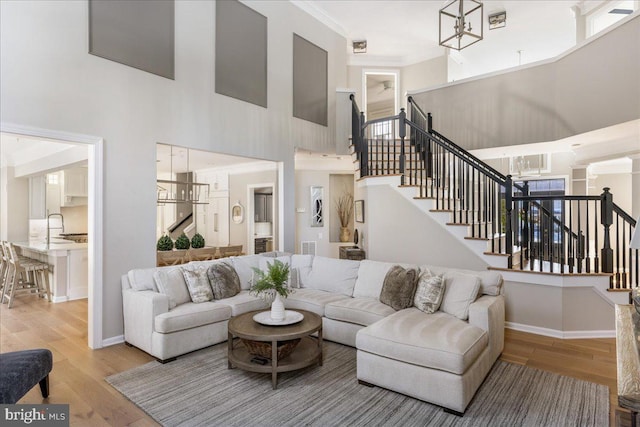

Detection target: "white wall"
[503, 280, 614, 333]
[410, 15, 640, 150]
[594, 173, 632, 213]
[295, 169, 356, 258]
[0, 166, 29, 241]
[363, 183, 488, 270]
[0, 0, 347, 340]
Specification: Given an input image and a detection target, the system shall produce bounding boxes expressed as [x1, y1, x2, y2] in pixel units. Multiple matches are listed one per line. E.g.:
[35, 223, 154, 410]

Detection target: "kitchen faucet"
[47, 213, 65, 246]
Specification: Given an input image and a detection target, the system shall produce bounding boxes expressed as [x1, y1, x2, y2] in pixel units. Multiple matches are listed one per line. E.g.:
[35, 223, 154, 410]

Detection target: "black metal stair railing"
[349, 94, 638, 291]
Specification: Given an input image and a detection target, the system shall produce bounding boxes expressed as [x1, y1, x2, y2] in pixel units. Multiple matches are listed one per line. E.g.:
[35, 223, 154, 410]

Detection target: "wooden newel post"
[600, 187, 614, 278]
[505, 175, 514, 268]
[360, 111, 368, 177]
[399, 108, 407, 185]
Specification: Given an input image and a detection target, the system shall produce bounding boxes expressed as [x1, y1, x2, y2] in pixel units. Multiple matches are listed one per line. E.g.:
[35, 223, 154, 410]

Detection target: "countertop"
[14, 240, 89, 253]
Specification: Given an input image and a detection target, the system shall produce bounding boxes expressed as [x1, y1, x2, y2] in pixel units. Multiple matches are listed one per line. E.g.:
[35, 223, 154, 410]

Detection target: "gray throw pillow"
[414, 270, 445, 314]
[207, 262, 241, 300]
[379, 265, 419, 311]
[181, 265, 213, 303]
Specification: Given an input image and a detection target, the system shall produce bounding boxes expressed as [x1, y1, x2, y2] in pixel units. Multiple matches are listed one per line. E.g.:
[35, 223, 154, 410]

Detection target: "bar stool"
[1, 242, 51, 308]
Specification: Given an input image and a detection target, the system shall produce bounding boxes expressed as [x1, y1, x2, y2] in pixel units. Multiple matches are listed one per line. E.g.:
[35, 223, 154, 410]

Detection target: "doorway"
[362, 70, 400, 121]
[0, 124, 103, 349]
[247, 183, 275, 255]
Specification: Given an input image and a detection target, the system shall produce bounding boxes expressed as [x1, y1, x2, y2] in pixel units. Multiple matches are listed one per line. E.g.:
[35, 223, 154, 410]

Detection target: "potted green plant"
[250, 259, 292, 321]
[156, 234, 174, 251]
[174, 232, 190, 250]
[191, 233, 205, 249]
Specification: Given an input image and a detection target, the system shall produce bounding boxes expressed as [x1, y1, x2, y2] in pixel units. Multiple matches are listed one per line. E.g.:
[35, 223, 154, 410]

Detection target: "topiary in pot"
[191, 233, 205, 249]
[157, 235, 174, 251]
[174, 232, 191, 250]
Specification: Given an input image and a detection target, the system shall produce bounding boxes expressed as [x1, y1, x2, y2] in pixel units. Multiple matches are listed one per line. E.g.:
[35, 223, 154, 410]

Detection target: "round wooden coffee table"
[227, 309, 323, 389]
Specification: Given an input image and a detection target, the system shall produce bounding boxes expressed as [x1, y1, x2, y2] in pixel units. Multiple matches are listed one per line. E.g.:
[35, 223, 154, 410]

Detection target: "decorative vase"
[271, 293, 286, 321]
[340, 227, 351, 242]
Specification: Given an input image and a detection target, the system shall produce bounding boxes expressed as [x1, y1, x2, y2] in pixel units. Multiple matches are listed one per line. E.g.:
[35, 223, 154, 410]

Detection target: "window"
[586, 0, 636, 38]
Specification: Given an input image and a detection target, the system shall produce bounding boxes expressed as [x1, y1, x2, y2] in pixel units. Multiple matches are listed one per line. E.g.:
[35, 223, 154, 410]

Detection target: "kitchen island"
[13, 240, 88, 303]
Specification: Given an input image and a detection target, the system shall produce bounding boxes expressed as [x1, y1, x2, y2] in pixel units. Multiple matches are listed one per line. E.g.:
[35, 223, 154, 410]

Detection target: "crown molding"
[290, 0, 348, 38]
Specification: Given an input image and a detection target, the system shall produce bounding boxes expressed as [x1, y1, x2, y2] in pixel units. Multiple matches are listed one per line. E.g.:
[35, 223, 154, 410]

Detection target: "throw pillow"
[207, 262, 241, 300]
[153, 267, 191, 309]
[440, 272, 481, 320]
[413, 269, 445, 314]
[181, 264, 213, 303]
[379, 265, 419, 311]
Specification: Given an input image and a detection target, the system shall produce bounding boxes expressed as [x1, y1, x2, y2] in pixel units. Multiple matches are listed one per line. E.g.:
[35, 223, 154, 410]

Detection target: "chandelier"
[439, 0, 483, 51]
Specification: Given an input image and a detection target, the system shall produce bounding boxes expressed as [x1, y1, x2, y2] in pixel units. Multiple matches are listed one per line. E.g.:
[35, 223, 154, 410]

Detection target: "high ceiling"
[296, 0, 632, 78]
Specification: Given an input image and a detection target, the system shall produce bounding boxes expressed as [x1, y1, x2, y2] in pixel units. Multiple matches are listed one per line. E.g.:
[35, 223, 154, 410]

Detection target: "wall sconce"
[488, 11, 506, 30]
[353, 40, 367, 54]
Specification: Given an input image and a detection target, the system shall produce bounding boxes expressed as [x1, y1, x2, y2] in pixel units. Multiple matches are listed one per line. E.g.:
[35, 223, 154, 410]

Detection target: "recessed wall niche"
[293, 34, 328, 126]
[215, 0, 268, 108]
[89, 0, 175, 79]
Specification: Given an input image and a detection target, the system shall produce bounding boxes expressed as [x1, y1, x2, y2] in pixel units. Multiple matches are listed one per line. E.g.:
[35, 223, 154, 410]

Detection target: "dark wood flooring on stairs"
[1, 295, 632, 426]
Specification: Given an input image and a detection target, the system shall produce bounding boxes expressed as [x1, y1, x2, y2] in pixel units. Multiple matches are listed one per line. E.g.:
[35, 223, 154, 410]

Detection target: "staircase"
[350, 95, 638, 297]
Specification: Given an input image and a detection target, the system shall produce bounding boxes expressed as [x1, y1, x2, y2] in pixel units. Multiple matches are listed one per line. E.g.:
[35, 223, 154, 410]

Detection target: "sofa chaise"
[121, 253, 504, 414]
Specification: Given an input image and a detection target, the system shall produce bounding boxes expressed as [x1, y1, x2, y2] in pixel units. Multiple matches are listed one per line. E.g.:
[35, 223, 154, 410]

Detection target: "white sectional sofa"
[121, 253, 504, 415]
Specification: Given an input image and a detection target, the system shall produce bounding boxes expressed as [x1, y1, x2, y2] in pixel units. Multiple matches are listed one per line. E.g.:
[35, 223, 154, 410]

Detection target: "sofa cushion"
[207, 262, 241, 300]
[154, 267, 192, 309]
[127, 267, 160, 292]
[425, 265, 503, 296]
[414, 270, 445, 314]
[259, 255, 291, 272]
[306, 256, 360, 296]
[379, 265, 419, 310]
[231, 255, 263, 290]
[217, 291, 269, 316]
[155, 302, 231, 333]
[181, 264, 214, 303]
[283, 288, 350, 316]
[291, 254, 314, 288]
[440, 273, 481, 320]
[356, 308, 488, 375]
[352, 260, 395, 299]
[325, 297, 395, 326]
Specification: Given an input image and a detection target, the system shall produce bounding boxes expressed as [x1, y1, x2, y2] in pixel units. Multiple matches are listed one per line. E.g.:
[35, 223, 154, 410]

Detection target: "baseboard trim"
[51, 296, 69, 303]
[102, 335, 125, 347]
[505, 322, 615, 339]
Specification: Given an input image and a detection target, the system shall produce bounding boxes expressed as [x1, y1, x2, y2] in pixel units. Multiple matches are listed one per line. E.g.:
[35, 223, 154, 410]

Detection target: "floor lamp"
[631, 216, 640, 311]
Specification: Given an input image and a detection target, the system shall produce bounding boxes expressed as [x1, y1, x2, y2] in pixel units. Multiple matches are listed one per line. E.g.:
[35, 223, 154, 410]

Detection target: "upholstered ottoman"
[0, 349, 53, 403]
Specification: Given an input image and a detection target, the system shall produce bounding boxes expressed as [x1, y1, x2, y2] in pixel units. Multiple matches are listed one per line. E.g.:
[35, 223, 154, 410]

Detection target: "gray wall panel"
[89, 0, 175, 79]
[293, 34, 328, 126]
[215, 0, 267, 108]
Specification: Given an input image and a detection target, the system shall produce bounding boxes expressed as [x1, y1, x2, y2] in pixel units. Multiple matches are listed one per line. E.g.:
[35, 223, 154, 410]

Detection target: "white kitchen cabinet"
[29, 175, 47, 219]
[63, 168, 88, 196]
[46, 178, 61, 215]
[196, 196, 229, 247]
[61, 168, 88, 206]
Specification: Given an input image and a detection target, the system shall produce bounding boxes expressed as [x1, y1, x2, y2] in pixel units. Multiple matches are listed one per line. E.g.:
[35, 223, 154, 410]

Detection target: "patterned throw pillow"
[379, 265, 419, 311]
[413, 269, 445, 314]
[207, 262, 241, 300]
[181, 265, 213, 303]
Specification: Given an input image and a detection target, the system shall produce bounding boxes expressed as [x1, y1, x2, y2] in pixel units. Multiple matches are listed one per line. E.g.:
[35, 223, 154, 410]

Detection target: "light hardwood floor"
[0, 295, 632, 426]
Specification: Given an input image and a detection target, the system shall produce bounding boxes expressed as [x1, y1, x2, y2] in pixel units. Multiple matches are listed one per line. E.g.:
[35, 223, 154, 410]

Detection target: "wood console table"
[615, 304, 640, 427]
